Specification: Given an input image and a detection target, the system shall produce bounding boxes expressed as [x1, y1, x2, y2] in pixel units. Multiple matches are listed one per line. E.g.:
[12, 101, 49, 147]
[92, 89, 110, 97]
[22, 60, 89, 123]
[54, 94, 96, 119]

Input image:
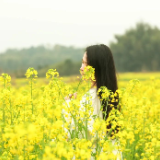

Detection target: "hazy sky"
[0, 0, 160, 52]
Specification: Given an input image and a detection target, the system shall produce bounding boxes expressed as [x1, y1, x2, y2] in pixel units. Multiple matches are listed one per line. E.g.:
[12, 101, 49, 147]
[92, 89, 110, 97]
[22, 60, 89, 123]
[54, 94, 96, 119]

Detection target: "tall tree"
[110, 22, 160, 72]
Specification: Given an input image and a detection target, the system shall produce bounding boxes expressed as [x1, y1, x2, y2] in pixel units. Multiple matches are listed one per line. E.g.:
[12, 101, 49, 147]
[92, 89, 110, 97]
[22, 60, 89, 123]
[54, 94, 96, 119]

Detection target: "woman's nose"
[80, 64, 83, 71]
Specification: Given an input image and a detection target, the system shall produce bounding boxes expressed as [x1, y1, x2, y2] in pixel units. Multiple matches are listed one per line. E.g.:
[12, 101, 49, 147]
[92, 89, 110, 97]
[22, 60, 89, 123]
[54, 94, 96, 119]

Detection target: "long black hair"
[85, 44, 119, 125]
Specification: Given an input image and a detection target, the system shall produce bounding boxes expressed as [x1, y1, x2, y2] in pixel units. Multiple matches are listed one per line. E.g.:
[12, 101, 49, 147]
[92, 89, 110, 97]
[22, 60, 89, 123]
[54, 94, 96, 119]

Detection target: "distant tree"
[38, 59, 81, 77]
[0, 45, 84, 77]
[110, 22, 160, 72]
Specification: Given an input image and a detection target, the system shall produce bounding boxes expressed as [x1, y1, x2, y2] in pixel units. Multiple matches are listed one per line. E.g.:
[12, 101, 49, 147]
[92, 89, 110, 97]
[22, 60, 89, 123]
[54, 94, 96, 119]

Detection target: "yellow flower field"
[0, 68, 160, 160]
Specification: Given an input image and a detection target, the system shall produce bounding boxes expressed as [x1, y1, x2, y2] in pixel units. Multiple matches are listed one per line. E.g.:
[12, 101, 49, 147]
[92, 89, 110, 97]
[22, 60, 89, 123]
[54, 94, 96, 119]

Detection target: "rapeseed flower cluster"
[0, 73, 11, 88]
[25, 68, 38, 79]
[0, 68, 160, 160]
[81, 65, 96, 81]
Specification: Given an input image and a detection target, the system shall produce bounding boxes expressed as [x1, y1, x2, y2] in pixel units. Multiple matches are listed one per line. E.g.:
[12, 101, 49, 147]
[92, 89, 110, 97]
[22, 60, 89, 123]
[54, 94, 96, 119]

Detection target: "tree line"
[110, 22, 160, 72]
[0, 22, 160, 77]
[0, 45, 84, 77]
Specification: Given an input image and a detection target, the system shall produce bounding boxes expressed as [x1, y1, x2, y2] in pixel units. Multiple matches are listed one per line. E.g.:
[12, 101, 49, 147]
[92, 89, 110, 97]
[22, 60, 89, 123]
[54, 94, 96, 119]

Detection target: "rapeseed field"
[0, 68, 160, 160]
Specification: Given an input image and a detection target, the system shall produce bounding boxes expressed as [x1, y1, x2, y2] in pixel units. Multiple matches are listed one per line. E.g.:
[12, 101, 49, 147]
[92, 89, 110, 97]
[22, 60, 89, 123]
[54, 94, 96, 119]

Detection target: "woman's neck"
[91, 81, 96, 88]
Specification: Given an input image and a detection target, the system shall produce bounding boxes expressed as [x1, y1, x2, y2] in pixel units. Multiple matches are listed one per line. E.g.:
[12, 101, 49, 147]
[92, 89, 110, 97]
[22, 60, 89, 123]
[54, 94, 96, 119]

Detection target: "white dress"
[80, 87, 103, 132]
[64, 87, 101, 138]
[65, 88, 123, 160]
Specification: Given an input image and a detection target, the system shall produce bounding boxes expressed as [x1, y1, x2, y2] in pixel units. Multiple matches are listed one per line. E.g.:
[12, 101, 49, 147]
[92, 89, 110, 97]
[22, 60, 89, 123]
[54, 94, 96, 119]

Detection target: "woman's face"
[80, 52, 88, 75]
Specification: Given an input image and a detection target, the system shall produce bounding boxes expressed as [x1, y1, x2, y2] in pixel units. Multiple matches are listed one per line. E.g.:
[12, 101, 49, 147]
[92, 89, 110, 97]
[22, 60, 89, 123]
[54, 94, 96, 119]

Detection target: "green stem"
[3, 104, 5, 124]
[23, 143, 26, 159]
[54, 79, 70, 109]
[4, 78, 6, 88]
[85, 119, 88, 139]
[30, 77, 34, 114]
[10, 98, 13, 125]
[75, 77, 82, 92]
[55, 78, 66, 99]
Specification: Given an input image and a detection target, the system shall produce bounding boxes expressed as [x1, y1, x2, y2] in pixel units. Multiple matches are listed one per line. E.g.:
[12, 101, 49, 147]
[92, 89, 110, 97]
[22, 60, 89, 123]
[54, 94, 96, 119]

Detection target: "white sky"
[0, 0, 160, 52]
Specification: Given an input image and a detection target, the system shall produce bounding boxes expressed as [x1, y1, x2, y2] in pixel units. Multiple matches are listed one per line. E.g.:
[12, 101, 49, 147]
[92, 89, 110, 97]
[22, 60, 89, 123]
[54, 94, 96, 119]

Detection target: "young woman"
[80, 44, 119, 129]
[79, 44, 122, 160]
[64, 44, 122, 159]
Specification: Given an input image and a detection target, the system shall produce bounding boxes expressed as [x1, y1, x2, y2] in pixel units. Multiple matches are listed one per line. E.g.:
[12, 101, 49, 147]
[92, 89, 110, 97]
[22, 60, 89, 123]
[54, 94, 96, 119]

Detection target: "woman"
[79, 44, 122, 160]
[68, 44, 119, 132]
[80, 44, 119, 127]
[64, 44, 122, 159]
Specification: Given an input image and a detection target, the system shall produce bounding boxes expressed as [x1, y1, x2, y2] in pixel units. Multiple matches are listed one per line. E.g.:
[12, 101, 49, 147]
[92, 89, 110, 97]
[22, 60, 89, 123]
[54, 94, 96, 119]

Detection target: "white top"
[80, 87, 103, 132]
[64, 88, 122, 159]
[64, 87, 103, 134]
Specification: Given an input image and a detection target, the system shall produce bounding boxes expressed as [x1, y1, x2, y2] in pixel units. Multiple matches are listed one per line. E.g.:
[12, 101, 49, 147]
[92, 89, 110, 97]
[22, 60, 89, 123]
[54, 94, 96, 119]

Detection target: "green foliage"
[110, 22, 160, 72]
[38, 59, 81, 77]
[0, 45, 84, 77]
